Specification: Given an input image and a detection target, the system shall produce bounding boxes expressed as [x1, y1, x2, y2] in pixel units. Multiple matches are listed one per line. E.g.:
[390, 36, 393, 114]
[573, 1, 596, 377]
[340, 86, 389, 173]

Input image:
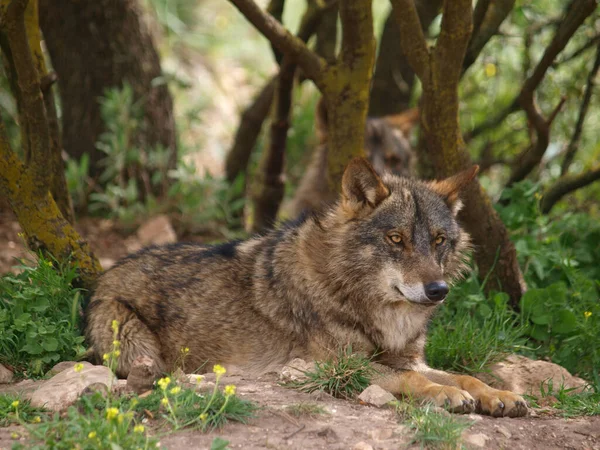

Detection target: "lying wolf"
[86, 158, 527, 417]
[288, 100, 418, 217]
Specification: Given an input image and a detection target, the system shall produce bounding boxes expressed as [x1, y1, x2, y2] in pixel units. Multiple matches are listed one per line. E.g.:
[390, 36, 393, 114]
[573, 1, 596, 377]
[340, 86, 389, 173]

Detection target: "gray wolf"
[86, 157, 527, 417]
[289, 99, 418, 217]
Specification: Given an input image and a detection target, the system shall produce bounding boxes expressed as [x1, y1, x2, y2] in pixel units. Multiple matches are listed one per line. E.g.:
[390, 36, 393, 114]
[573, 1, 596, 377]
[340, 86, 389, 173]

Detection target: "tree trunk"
[39, 0, 177, 195]
[369, 0, 441, 117]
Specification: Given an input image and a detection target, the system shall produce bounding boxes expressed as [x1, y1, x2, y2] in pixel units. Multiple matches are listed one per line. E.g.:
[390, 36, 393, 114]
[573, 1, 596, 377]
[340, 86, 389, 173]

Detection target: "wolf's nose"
[424, 281, 449, 302]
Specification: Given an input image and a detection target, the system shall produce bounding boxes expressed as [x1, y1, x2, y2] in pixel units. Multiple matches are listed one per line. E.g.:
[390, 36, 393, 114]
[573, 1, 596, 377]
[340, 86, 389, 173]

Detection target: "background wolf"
[86, 157, 527, 417]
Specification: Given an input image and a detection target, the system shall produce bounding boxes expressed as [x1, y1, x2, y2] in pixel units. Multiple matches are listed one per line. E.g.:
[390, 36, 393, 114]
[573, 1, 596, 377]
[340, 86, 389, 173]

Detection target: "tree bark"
[391, 0, 527, 307]
[369, 0, 441, 117]
[39, 0, 177, 196]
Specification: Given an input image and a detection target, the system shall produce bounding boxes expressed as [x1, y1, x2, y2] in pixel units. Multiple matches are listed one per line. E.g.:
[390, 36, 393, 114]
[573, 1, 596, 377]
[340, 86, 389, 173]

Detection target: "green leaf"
[211, 437, 230, 450]
[41, 338, 59, 352]
[553, 310, 578, 335]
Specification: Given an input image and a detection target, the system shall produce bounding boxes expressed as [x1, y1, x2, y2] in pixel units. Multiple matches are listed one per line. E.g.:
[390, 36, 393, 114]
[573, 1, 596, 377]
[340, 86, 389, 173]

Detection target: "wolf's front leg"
[420, 368, 528, 417]
[371, 365, 476, 414]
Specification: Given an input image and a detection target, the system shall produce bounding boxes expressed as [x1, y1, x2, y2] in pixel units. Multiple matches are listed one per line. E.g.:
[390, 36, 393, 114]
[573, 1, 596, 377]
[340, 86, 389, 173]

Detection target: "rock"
[496, 425, 512, 439]
[136, 215, 177, 247]
[463, 432, 489, 448]
[47, 361, 83, 377]
[316, 426, 339, 442]
[99, 258, 116, 270]
[127, 356, 159, 394]
[280, 358, 315, 382]
[30, 364, 116, 411]
[369, 428, 393, 441]
[81, 382, 109, 397]
[112, 379, 130, 396]
[353, 442, 374, 450]
[358, 385, 395, 408]
[0, 364, 14, 384]
[476, 355, 588, 397]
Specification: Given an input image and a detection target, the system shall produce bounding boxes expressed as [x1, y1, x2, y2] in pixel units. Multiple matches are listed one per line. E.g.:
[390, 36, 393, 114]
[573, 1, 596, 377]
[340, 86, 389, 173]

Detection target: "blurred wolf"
[289, 99, 418, 217]
[86, 158, 527, 417]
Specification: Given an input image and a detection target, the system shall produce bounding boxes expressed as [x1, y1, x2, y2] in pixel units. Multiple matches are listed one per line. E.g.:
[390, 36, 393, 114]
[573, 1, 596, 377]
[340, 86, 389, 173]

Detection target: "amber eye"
[389, 233, 403, 244]
[435, 235, 446, 246]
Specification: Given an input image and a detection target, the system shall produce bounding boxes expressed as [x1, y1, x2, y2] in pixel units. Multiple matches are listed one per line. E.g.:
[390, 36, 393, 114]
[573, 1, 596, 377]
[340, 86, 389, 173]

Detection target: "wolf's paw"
[424, 385, 476, 414]
[476, 389, 528, 417]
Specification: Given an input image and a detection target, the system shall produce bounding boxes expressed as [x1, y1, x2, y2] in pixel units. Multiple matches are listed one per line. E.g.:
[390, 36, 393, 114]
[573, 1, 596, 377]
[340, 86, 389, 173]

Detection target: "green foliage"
[0, 394, 47, 426]
[0, 254, 85, 377]
[497, 181, 600, 385]
[393, 401, 472, 450]
[284, 346, 374, 399]
[15, 393, 158, 450]
[427, 280, 526, 374]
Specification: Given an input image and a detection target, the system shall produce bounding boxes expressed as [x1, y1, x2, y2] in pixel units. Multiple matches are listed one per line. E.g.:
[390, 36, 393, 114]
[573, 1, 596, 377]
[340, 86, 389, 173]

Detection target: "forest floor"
[1, 209, 599, 449]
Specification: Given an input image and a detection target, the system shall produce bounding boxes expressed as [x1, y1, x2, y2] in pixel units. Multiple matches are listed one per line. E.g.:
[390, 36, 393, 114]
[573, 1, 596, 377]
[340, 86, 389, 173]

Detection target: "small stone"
[280, 358, 315, 382]
[136, 215, 177, 247]
[353, 442, 373, 450]
[466, 413, 484, 422]
[111, 379, 130, 396]
[0, 364, 14, 384]
[30, 364, 116, 411]
[463, 433, 489, 448]
[369, 428, 393, 441]
[316, 426, 339, 441]
[496, 425, 512, 439]
[81, 382, 109, 397]
[358, 385, 395, 408]
[127, 356, 159, 394]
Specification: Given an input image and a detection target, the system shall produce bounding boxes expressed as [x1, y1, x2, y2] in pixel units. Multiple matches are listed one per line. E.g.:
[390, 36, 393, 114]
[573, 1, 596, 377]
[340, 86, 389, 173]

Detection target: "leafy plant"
[0, 395, 47, 426]
[284, 346, 374, 399]
[525, 380, 600, 418]
[0, 254, 86, 377]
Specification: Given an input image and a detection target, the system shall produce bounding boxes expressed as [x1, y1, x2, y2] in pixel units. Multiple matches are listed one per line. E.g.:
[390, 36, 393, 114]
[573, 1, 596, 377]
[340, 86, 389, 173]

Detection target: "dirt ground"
[1, 371, 599, 450]
[1, 210, 599, 449]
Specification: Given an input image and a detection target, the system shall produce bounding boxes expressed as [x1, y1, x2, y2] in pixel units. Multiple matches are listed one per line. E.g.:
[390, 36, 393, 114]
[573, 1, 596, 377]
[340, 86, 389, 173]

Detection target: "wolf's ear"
[428, 165, 479, 215]
[342, 157, 390, 217]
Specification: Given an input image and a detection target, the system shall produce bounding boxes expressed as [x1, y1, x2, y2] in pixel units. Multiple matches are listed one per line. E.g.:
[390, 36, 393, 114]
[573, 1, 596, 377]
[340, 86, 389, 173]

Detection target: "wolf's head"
[324, 158, 477, 308]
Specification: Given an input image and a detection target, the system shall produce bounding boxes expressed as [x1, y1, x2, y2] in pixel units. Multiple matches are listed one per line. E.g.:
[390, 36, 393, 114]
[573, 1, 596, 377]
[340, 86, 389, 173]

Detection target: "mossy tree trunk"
[39, 0, 177, 197]
[228, 0, 375, 196]
[0, 0, 101, 287]
[391, 0, 526, 307]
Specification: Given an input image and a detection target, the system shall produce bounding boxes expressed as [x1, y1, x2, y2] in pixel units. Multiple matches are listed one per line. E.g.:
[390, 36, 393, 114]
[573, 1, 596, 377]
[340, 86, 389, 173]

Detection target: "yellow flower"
[131, 398, 139, 407]
[114, 350, 121, 357]
[88, 431, 97, 439]
[118, 413, 125, 424]
[213, 364, 226, 376]
[534, 192, 542, 200]
[224, 385, 236, 397]
[74, 363, 84, 373]
[17, 232, 24, 238]
[11, 432, 19, 439]
[157, 377, 171, 390]
[11, 400, 19, 408]
[484, 62, 497, 78]
[199, 413, 208, 422]
[103, 353, 110, 361]
[106, 407, 119, 420]
[161, 397, 170, 406]
[111, 320, 119, 333]
[170, 386, 181, 395]
[45, 260, 53, 267]
[134, 424, 145, 433]
[584, 311, 592, 319]
[113, 340, 121, 348]
[181, 347, 190, 354]
[33, 416, 41, 423]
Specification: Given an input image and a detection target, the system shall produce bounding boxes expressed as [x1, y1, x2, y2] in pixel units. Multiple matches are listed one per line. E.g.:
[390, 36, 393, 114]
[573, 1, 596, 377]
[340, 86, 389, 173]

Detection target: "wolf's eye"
[388, 233, 403, 245]
[435, 235, 446, 246]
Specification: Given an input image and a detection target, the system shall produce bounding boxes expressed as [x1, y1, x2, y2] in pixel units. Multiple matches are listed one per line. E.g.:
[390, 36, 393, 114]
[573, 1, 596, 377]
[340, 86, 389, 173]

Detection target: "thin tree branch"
[389, 0, 430, 80]
[554, 33, 600, 67]
[266, 0, 285, 64]
[472, 0, 491, 40]
[228, 0, 327, 86]
[561, 40, 600, 175]
[541, 166, 600, 214]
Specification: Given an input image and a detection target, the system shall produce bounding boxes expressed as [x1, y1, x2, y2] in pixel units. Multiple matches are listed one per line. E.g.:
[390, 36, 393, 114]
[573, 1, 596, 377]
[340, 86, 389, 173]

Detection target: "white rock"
[358, 385, 395, 408]
[30, 364, 116, 411]
[463, 432, 489, 448]
[353, 442, 374, 450]
[280, 358, 315, 382]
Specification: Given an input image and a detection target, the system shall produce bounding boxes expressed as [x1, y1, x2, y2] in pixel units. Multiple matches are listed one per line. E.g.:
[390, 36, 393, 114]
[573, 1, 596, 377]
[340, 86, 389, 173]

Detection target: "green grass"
[0, 254, 86, 377]
[525, 381, 600, 418]
[0, 394, 47, 426]
[283, 346, 374, 399]
[394, 401, 472, 450]
[284, 402, 328, 418]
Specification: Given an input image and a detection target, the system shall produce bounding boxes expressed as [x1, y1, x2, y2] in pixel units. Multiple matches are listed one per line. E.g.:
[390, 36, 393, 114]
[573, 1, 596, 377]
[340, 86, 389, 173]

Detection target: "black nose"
[424, 281, 449, 302]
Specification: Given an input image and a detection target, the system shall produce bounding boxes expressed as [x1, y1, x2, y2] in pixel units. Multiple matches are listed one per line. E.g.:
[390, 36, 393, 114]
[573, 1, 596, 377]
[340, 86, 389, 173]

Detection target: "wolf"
[288, 99, 418, 217]
[86, 157, 528, 417]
